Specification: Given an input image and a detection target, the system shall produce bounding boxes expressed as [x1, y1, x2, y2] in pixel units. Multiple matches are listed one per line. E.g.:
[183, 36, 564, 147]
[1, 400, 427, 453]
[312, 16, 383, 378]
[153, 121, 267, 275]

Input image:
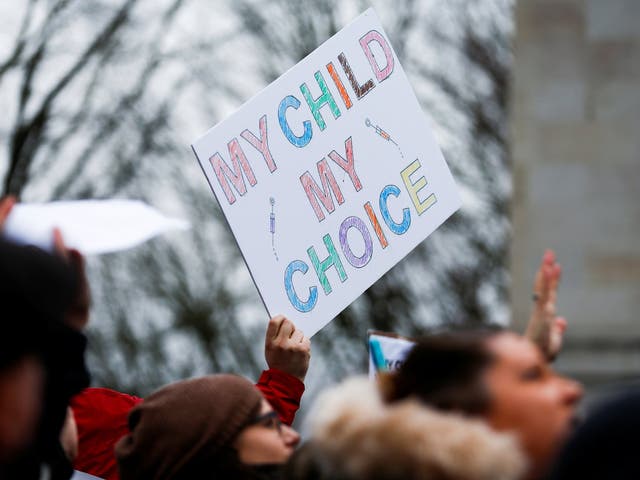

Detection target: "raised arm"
[52, 228, 91, 331]
[257, 315, 311, 425]
[264, 315, 311, 382]
[0, 195, 16, 228]
[524, 249, 567, 362]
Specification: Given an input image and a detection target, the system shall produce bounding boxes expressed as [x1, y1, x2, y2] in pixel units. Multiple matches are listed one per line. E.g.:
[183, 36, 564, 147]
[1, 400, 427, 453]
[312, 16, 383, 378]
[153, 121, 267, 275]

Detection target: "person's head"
[234, 398, 300, 466]
[115, 374, 299, 480]
[383, 329, 583, 478]
[0, 239, 78, 462]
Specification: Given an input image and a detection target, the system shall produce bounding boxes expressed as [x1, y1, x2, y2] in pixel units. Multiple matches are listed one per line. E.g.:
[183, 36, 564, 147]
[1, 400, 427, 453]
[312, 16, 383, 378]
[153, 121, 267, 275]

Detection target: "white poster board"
[192, 9, 461, 336]
[368, 331, 415, 378]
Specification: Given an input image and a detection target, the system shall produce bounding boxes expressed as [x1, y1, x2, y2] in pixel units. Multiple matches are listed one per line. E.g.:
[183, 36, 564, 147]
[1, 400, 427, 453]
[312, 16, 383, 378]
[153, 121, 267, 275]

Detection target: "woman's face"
[482, 333, 583, 476]
[233, 399, 300, 465]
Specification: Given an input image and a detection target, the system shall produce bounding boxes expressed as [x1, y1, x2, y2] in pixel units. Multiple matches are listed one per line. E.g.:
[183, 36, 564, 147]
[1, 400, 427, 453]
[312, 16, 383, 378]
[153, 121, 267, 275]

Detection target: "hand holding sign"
[53, 228, 91, 331]
[193, 9, 461, 336]
[265, 315, 311, 382]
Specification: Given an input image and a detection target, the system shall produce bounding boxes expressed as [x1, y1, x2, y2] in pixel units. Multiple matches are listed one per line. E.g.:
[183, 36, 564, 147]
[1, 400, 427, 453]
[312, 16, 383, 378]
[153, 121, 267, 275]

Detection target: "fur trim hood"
[294, 376, 526, 480]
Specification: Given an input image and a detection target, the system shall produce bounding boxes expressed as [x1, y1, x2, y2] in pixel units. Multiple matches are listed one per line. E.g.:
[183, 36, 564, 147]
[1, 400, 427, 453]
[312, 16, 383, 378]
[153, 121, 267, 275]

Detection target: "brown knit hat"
[115, 374, 263, 480]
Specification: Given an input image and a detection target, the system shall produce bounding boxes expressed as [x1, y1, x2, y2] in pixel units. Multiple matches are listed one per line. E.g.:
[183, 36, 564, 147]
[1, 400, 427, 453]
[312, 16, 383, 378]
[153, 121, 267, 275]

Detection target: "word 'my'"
[284, 156, 437, 313]
[209, 30, 394, 206]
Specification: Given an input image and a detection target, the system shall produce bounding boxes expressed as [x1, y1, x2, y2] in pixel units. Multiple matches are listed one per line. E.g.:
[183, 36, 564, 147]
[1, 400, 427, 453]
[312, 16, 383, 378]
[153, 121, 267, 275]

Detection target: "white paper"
[3, 200, 189, 255]
[192, 8, 461, 336]
[368, 332, 415, 379]
[71, 471, 103, 480]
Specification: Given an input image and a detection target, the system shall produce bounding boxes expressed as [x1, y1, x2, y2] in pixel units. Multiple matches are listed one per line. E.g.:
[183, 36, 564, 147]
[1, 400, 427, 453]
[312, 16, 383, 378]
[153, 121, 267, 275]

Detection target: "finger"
[548, 316, 567, 360]
[534, 252, 546, 287]
[266, 315, 285, 341]
[553, 263, 562, 282]
[0, 196, 16, 229]
[540, 250, 557, 294]
[554, 316, 567, 333]
[547, 264, 561, 305]
[532, 267, 545, 305]
[298, 331, 307, 344]
[69, 249, 90, 304]
[543, 249, 555, 266]
[533, 250, 554, 303]
[68, 249, 84, 278]
[543, 261, 558, 295]
[52, 228, 69, 261]
[291, 329, 304, 344]
[278, 318, 295, 340]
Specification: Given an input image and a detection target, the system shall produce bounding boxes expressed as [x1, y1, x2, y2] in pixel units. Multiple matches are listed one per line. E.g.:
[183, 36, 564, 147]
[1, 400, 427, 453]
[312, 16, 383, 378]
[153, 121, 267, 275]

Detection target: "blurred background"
[510, 0, 640, 403]
[0, 0, 637, 418]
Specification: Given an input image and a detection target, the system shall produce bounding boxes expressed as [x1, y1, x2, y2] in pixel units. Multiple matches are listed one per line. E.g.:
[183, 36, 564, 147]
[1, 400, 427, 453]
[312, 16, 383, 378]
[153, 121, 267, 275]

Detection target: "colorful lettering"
[278, 95, 313, 148]
[284, 260, 318, 313]
[338, 52, 374, 99]
[240, 114, 277, 173]
[359, 30, 395, 82]
[300, 158, 345, 222]
[379, 184, 411, 235]
[300, 71, 342, 131]
[400, 159, 437, 215]
[209, 139, 257, 205]
[364, 201, 388, 248]
[326, 61, 353, 109]
[328, 136, 362, 192]
[308, 234, 348, 295]
[339, 216, 373, 268]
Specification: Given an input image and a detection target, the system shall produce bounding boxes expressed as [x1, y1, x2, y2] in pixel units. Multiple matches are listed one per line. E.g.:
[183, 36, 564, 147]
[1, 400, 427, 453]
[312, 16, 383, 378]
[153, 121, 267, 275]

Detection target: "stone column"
[511, 0, 640, 390]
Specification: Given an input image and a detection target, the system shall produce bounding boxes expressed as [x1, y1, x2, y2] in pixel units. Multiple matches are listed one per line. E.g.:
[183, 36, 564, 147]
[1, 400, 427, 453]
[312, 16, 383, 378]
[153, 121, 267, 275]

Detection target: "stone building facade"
[510, 0, 640, 394]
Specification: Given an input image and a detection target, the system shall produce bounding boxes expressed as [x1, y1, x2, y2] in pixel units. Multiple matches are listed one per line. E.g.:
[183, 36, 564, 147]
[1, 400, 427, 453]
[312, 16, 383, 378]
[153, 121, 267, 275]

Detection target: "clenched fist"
[265, 315, 311, 382]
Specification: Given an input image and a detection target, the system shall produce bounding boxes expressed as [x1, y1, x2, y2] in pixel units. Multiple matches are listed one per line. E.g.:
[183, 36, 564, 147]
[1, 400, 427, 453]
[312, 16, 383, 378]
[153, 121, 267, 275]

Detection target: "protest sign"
[368, 331, 415, 378]
[192, 9, 461, 336]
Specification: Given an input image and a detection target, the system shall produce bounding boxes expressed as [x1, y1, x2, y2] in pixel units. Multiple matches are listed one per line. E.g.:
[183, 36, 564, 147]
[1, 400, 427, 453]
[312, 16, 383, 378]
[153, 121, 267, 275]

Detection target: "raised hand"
[264, 315, 311, 382]
[0, 196, 16, 229]
[53, 228, 91, 331]
[525, 249, 566, 361]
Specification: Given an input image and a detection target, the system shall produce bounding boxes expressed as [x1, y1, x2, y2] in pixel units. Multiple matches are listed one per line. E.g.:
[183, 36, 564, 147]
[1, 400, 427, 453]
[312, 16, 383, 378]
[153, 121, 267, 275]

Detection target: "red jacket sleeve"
[256, 368, 305, 426]
[70, 388, 142, 480]
[71, 371, 304, 480]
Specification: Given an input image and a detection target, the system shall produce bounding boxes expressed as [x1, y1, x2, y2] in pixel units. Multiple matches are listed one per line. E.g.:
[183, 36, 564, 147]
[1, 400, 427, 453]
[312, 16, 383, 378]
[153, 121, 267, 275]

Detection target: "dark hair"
[0, 239, 88, 478]
[0, 240, 78, 371]
[382, 327, 505, 415]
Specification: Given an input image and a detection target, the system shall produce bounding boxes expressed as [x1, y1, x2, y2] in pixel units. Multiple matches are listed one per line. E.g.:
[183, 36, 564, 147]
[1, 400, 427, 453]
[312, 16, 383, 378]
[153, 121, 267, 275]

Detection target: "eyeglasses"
[249, 410, 282, 435]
